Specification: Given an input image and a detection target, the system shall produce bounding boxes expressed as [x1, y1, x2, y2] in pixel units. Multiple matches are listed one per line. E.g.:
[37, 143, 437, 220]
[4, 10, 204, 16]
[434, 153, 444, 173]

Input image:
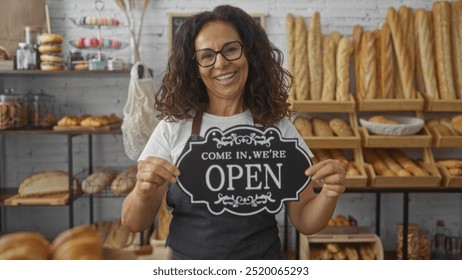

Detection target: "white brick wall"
[1, 0, 461, 254]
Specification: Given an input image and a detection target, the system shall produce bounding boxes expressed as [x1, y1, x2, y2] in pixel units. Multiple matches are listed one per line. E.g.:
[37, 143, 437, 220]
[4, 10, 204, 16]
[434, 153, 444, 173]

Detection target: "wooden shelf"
[0, 69, 130, 77]
[0, 128, 121, 135]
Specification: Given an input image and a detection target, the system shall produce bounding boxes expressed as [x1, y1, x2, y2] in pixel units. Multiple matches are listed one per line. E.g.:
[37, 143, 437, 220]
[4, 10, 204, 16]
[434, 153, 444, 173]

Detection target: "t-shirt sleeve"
[138, 120, 172, 162]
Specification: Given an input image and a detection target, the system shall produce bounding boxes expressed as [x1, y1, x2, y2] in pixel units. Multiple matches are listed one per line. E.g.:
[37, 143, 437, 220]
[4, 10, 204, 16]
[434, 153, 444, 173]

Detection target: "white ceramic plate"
[359, 116, 424, 135]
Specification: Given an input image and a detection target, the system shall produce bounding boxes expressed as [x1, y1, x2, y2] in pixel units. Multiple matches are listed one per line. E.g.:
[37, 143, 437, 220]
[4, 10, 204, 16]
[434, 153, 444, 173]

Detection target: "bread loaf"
[294, 16, 310, 100]
[329, 31, 342, 47]
[111, 165, 137, 195]
[18, 170, 79, 197]
[321, 36, 336, 101]
[0, 232, 51, 260]
[399, 6, 415, 83]
[415, 9, 440, 99]
[312, 117, 334, 137]
[308, 11, 322, 100]
[286, 13, 297, 103]
[432, 1, 457, 100]
[451, 114, 462, 134]
[82, 167, 117, 194]
[293, 116, 313, 137]
[451, 1, 462, 99]
[51, 225, 103, 260]
[374, 29, 382, 99]
[387, 7, 415, 99]
[335, 37, 353, 101]
[329, 118, 354, 136]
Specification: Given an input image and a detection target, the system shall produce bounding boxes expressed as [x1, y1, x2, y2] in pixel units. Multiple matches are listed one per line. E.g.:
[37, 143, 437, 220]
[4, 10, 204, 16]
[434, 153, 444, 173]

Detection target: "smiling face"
[194, 20, 249, 115]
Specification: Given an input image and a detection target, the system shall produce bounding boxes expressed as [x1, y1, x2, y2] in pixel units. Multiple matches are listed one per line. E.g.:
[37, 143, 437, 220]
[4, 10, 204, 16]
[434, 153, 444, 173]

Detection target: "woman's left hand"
[305, 159, 346, 198]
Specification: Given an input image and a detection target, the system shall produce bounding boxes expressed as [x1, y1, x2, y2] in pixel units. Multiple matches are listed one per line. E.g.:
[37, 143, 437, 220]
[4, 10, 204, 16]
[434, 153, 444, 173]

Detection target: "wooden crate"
[299, 226, 384, 260]
[291, 94, 356, 113]
[436, 165, 462, 187]
[428, 126, 462, 147]
[364, 148, 442, 187]
[358, 126, 433, 148]
[422, 94, 462, 112]
[355, 93, 425, 112]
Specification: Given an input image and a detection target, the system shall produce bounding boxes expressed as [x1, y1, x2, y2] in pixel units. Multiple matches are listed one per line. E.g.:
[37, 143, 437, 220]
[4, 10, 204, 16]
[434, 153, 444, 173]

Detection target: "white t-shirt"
[139, 110, 312, 163]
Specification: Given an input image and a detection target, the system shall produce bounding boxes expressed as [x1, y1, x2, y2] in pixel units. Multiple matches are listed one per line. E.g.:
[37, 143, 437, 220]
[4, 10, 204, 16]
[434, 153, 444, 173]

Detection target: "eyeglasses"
[193, 41, 244, 67]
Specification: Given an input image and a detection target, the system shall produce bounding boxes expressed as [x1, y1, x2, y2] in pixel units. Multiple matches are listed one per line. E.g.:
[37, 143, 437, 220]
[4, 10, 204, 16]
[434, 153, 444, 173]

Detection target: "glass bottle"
[433, 219, 448, 259]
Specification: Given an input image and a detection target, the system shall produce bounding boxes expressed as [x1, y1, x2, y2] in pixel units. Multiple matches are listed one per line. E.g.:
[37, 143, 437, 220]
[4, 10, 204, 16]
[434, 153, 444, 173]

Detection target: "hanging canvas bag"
[121, 62, 159, 160]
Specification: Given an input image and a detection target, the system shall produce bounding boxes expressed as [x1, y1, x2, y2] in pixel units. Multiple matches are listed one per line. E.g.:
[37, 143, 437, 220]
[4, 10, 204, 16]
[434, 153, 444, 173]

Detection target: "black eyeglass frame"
[192, 41, 244, 67]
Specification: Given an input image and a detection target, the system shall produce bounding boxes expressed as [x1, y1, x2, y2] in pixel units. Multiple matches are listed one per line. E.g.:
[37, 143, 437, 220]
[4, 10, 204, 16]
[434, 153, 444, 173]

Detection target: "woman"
[121, 5, 345, 260]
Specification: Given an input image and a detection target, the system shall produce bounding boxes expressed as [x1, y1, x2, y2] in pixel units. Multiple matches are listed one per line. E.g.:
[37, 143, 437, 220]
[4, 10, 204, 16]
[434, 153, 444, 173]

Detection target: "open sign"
[176, 125, 312, 216]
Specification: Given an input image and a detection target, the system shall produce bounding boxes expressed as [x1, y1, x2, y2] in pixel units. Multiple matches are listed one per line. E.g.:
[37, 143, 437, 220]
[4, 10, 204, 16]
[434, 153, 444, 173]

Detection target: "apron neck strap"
[191, 110, 203, 136]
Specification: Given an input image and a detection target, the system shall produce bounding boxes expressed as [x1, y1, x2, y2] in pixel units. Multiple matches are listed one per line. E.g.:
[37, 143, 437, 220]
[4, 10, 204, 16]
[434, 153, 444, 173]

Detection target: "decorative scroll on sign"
[176, 125, 312, 216]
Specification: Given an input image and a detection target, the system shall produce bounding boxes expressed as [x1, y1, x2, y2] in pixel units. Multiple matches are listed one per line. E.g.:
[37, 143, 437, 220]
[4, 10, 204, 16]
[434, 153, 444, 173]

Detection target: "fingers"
[135, 157, 180, 197]
[305, 159, 346, 197]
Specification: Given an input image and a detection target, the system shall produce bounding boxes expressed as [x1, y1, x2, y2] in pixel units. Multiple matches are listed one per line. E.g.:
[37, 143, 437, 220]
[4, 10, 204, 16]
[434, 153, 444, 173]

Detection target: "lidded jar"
[0, 88, 27, 129]
[26, 90, 57, 129]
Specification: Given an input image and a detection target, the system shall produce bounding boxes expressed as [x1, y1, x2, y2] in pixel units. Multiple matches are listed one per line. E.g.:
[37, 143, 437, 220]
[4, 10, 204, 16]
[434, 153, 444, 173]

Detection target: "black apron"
[166, 111, 282, 260]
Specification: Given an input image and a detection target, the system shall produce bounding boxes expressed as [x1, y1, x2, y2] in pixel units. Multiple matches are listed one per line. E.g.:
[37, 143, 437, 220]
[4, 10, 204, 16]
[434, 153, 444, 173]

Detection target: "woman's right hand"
[135, 156, 180, 200]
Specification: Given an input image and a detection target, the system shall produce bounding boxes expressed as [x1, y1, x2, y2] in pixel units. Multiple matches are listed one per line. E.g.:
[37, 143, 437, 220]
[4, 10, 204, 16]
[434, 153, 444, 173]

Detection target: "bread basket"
[359, 116, 424, 136]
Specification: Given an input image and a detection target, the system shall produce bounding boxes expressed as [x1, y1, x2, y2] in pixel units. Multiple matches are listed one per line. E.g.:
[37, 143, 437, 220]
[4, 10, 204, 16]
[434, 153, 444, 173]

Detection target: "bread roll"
[387, 7, 415, 99]
[51, 225, 103, 260]
[359, 32, 377, 99]
[0, 232, 51, 260]
[294, 16, 310, 100]
[451, 1, 462, 99]
[18, 171, 79, 197]
[308, 11, 322, 100]
[111, 166, 137, 195]
[321, 36, 336, 101]
[329, 118, 353, 136]
[380, 23, 394, 99]
[335, 37, 353, 101]
[82, 167, 117, 194]
[415, 9, 440, 99]
[432, 1, 457, 100]
[312, 117, 334, 137]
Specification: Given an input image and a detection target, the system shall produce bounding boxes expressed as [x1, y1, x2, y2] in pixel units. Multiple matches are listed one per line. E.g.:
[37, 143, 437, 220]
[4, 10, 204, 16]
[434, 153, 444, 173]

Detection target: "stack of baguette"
[286, 12, 352, 102]
[354, 2, 462, 101]
[309, 243, 376, 260]
[294, 115, 354, 137]
[426, 114, 462, 136]
[363, 148, 430, 177]
[436, 159, 462, 177]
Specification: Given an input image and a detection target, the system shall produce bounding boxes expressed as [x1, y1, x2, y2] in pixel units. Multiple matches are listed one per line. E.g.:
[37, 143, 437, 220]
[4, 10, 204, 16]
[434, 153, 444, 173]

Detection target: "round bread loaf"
[39, 33, 63, 44]
[51, 225, 103, 260]
[0, 231, 51, 260]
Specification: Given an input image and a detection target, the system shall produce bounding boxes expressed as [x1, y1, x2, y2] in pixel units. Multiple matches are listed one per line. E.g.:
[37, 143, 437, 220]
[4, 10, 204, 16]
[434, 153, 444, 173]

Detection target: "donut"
[39, 33, 63, 44]
[38, 44, 62, 54]
[40, 62, 65, 71]
[40, 54, 65, 63]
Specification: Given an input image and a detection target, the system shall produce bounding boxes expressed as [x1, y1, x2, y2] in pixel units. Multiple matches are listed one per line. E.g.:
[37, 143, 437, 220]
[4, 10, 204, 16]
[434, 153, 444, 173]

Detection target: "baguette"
[321, 36, 336, 101]
[82, 167, 117, 194]
[329, 31, 342, 47]
[286, 13, 297, 103]
[335, 37, 353, 101]
[451, 1, 462, 99]
[380, 23, 394, 99]
[111, 165, 137, 195]
[294, 16, 310, 100]
[399, 6, 415, 83]
[415, 9, 440, 99]
[359, 31, 377, 99]
[312, 117, 334, 137]
[352, 25, 363, 98]
[374, 29, 382, 99]
[308, 11, 322, 100]
[293, 115, 313, 137]
[387, 7, 415, 99]
[432, 1, 457, 100]
[18, 170, 79, 197]
[329, 118, 353, 137]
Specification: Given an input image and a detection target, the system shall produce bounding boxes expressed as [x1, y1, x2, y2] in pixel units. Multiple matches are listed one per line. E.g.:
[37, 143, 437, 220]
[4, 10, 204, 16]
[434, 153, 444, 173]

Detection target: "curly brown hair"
[155, 5, 292, 126]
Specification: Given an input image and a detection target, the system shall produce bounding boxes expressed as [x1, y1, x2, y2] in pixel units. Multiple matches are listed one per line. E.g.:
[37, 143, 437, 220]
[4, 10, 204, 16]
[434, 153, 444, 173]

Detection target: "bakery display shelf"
[304, 129, 361, 148]
[436, 165, 462, 188]
[0, 69, 129, 76]
[358, 126, 432, 148]
[53, 122, 121, 132]
[423, 94, 462, 112]
[299, 226, 384, 260]
[0, 128, 121, 135]
[68, 40, 128, 50]
[0, 189, 17, 206]
[354, 93, 425, 112]
[428, 126, 462, 147]
[291, 94, 356, 113]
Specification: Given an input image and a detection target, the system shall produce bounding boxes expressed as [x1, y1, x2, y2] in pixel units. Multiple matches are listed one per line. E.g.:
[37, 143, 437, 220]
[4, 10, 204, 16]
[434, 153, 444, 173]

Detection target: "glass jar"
[397, 223, 420, 260]
[26, 90, 58, 129]
[16, 42, 37, 70]
[0, 89, 27, 129]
